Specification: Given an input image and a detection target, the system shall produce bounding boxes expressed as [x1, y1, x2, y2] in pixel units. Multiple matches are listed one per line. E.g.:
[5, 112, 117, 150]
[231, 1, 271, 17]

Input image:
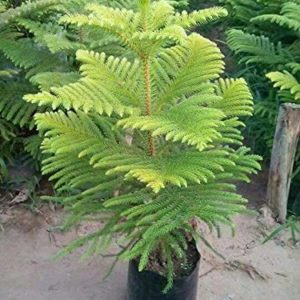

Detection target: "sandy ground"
[0, 174, 300, 300]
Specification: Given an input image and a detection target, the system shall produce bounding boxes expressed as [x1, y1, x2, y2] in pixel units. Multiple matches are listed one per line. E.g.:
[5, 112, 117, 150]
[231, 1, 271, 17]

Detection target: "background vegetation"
[221, 0, 300, 215]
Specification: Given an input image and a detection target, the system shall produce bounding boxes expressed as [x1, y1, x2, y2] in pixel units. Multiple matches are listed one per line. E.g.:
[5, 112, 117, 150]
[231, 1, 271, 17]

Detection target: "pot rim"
[130, 243, 201, 281]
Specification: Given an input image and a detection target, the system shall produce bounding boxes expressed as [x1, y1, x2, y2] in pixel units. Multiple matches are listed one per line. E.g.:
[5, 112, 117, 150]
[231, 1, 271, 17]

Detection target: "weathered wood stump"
[267, 103, 300, 223]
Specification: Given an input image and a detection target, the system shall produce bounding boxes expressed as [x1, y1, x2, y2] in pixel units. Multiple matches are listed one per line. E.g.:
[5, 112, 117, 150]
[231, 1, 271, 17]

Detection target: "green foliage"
[220, 0, 295, 24]
[0, 0, 139, 181]
[223, 0, 300, 215]
[227, 29, 290, 66]
[0, 117, 14, 181]
[26, 0, 261, 291]
[251, 2, 300, 32]
[224, 0, 300, 151]
[0, 0, 67, 178]
[267, 71, 300, 102]
[263, 215, 300, 245]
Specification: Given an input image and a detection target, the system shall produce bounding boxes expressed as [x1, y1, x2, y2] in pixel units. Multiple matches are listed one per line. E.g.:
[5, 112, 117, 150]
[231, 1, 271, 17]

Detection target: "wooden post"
[267, 103, 300, 223]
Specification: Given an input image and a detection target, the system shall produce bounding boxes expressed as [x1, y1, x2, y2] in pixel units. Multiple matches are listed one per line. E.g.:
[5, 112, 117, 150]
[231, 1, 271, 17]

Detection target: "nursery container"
[127, 245, 200, 300]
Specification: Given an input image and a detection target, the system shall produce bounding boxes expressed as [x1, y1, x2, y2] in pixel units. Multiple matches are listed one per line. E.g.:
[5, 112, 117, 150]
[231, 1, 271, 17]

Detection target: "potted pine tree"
[25, 0, 261, 299]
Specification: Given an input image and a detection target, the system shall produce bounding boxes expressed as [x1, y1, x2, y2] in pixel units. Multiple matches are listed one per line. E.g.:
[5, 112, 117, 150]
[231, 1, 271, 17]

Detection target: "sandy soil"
[0, 174, 300, 300]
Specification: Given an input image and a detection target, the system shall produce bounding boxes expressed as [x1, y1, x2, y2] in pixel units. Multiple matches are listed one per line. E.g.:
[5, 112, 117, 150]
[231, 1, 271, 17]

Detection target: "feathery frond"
[267, 71, 300, 102]
[251, 2, 300, 32]
[227, 29, 290, 65]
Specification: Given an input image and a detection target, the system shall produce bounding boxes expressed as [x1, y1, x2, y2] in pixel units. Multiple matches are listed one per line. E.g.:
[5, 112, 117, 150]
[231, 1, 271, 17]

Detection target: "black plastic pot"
[127, 249, 200, 300]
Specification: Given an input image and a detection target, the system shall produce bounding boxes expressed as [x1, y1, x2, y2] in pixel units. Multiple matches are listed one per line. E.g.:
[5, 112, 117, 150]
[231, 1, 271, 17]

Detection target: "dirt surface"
[199, 215, 300, 300]
[0, 173, 300, 300]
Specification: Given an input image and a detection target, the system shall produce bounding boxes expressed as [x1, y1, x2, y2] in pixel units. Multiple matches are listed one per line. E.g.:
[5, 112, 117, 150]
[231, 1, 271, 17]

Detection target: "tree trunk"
[267, 103, 300, 223]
